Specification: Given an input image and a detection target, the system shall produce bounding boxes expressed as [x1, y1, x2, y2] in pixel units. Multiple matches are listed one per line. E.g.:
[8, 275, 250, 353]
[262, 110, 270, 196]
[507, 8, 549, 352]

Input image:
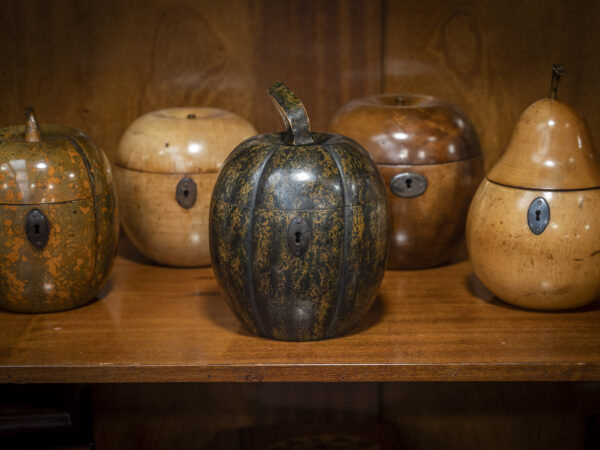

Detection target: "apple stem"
[549, 64, 566, 99]
[24, 107, 41, 143]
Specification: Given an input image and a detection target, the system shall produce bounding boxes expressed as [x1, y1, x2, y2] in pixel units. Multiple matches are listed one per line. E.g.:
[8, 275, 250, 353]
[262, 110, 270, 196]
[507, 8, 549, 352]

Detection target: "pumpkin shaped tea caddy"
[209, 82, 389, 341]
[467, 66, 600, 310]
[330, 94, 484, 269]
[0, 109, 119, 313]
[115, 108, 257, 267]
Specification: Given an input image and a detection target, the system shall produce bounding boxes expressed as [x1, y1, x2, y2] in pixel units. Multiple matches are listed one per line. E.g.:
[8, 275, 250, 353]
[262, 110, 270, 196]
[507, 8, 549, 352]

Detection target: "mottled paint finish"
[0, 124, 118, 313]
[210, 132, 389, 341]
[0, 125, 112, 204]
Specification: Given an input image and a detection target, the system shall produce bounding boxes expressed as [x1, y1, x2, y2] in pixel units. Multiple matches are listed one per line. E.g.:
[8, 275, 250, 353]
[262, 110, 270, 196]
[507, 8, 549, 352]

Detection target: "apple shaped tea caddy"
[0, 109, 119, 313]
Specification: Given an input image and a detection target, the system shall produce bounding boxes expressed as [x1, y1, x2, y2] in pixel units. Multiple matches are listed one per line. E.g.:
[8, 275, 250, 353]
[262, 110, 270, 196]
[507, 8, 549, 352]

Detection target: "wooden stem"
[268, 82, 314, 145]
[549, 64, 566, 99]
[25, 107, 41, 142]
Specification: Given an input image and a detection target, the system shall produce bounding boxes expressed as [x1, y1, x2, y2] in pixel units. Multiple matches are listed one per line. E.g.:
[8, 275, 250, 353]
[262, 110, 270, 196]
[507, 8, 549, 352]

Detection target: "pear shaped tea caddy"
[467, 66, 600, 310]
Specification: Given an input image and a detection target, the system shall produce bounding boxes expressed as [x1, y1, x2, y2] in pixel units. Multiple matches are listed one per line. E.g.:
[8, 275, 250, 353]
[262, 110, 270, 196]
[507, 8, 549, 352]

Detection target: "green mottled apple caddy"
[0, 109, 119, 313]
[209, 82, 389, 341]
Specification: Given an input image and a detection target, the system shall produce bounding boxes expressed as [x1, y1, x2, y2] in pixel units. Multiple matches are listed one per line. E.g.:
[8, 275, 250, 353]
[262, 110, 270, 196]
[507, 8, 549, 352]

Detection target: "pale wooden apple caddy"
[467, 66, 600, 310]
[115, 108, 256, 267]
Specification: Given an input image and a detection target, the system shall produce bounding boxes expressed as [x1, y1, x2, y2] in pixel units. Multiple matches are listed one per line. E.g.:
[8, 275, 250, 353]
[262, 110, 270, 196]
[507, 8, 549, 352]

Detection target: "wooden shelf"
[1, 238, 599, 383]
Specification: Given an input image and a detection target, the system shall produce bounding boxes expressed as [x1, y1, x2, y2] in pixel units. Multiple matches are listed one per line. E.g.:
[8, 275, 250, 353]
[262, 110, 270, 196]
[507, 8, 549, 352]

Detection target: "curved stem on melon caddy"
[24, 107, 41, 143]
[549, 64, 566, 99]
[268, 81, 314, 145]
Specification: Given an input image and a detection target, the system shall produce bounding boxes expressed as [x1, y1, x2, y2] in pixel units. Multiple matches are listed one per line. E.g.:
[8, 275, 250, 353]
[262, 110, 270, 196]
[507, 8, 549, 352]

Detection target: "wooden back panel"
[1, 0, 598, 171]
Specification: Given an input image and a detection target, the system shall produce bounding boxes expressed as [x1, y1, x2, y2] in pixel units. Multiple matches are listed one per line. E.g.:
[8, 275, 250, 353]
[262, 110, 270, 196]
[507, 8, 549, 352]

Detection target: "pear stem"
[24, 107, 41, 142]
[549, 64, 566, 99]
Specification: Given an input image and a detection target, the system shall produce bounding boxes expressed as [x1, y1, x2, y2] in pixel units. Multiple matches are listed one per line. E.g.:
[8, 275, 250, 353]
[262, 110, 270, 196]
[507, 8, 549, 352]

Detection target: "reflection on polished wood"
[487, 98, 600, 190]
[0, 237, 599, 383]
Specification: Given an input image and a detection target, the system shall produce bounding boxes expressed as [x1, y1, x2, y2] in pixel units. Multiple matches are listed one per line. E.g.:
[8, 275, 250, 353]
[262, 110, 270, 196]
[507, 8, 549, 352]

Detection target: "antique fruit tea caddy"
[0, 66, 598, 341]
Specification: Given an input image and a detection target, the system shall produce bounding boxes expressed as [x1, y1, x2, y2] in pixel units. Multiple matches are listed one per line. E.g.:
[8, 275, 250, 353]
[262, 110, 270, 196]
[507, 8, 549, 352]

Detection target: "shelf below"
[1, 238, 599, 383]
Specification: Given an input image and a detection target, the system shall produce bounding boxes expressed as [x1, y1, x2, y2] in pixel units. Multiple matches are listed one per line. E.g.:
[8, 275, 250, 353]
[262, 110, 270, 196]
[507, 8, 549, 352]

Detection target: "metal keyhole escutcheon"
[176, 177, 197, 209]
[25, 208, 50, 250]
[527, 197, 550, 235]
[287, 217, 310, 257]
[390, 172, 428, 198]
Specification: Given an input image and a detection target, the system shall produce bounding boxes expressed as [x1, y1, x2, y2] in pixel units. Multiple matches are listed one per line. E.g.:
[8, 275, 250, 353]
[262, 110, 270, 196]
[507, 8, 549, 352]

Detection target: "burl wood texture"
[0, 236, 599, 382]
[467, 180, 600, 310]
[0, 0, 382, 163]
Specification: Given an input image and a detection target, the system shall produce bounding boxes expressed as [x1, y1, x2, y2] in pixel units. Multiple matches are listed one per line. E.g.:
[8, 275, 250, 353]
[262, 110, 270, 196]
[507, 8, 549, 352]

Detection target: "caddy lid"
[0, 108, 110, 205]
[116, 108, 257, 174]
[330, 94, 482, 165]
[487, 66, 600, 190]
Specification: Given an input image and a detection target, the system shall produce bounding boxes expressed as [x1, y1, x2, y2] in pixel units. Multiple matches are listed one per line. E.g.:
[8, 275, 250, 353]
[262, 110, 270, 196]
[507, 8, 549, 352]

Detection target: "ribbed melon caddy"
[209, 82, 390, 341]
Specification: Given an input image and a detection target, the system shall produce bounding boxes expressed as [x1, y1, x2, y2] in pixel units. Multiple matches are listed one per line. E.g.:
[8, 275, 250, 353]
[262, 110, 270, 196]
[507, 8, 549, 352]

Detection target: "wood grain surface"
[2, 1, 598, 170]
[0, 0, 383, 163]
[487, 98, 600, 190]
[0, 236, 598, 383]
[379, 159, 483, 269]
[382, 0, 600, 169]
[114, 107, 256, 267]
[467, 180, 600, 310]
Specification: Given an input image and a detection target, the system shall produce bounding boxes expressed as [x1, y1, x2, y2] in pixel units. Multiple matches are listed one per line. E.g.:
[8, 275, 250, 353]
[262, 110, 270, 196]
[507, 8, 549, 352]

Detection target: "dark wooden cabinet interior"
[2, 0, 599, 170]
[1, 0, 600, 448]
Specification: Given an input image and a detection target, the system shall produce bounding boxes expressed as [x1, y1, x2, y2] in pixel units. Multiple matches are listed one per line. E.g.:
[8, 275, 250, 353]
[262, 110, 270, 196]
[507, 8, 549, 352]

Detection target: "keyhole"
[405, 178, 412, 189]
[183, 189, 189, 198]
[535, 210, 541, 221]
[295, 231, 302, 244]
[34, 224, 40, 234]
